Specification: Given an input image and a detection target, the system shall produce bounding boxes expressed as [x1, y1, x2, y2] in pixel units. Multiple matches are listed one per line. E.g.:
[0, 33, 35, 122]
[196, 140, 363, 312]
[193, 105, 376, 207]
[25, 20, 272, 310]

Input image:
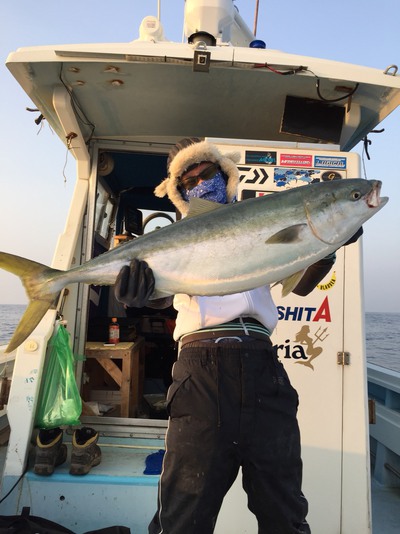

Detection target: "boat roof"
[6, 39, 400, 152]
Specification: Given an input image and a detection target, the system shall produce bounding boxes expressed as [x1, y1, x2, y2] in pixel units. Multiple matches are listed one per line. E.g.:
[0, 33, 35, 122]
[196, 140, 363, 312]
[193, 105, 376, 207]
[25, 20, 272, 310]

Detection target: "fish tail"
[0, 252, 62, 353]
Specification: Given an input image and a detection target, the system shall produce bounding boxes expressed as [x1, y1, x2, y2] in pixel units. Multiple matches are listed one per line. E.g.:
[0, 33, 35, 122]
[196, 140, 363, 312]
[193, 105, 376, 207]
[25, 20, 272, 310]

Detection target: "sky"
[0, 0, 399, 312]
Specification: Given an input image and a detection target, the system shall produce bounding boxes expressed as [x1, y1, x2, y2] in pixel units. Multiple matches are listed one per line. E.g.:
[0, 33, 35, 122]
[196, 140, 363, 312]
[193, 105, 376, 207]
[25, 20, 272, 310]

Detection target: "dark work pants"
[148, 339, 311, 534]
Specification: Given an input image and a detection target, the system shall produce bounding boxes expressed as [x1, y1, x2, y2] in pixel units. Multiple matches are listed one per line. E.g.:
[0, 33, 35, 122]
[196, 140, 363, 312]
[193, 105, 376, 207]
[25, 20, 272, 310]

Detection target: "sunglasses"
[179, 163, 220, 191]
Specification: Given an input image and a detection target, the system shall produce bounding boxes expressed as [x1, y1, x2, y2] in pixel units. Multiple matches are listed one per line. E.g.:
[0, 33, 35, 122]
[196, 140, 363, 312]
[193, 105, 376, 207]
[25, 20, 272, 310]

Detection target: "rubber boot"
[70, 427, 101, 475]
[34, 427, 67, 476]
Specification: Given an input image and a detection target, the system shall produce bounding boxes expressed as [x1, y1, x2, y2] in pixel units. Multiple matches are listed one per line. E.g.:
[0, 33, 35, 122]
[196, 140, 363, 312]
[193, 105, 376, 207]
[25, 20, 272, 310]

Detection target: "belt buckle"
[214, 336, 244, 343]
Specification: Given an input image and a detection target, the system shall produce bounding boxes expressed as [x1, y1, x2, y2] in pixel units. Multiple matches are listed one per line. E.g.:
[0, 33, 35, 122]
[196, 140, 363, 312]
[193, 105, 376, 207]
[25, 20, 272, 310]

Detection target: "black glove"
[114, 259, 155, 307]
[292, 255, 336, 296]
[293, 226, 364, 296]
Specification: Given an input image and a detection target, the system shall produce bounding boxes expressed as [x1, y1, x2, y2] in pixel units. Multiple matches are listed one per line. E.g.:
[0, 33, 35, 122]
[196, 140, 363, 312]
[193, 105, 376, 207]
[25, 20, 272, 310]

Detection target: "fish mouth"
[365, 180, 388, 208]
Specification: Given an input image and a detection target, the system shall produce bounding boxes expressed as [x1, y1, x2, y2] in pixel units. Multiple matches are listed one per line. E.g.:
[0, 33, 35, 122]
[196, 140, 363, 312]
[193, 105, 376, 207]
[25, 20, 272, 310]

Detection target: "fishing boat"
[1, 1, 400, 531]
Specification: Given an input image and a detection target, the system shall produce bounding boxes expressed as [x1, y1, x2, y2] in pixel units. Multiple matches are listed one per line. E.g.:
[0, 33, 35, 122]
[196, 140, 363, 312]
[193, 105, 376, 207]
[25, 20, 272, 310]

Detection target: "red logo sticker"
[279, 154, 313, 167]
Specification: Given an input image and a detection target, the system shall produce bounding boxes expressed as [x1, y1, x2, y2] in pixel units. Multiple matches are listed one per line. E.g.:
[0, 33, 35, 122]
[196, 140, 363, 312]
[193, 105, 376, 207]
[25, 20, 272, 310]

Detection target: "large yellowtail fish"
[0, 179, 388, 353]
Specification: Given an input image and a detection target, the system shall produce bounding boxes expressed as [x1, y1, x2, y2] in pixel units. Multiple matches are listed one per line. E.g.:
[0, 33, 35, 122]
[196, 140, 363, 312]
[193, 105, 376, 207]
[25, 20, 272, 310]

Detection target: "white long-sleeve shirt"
[173, 286, 278, 341]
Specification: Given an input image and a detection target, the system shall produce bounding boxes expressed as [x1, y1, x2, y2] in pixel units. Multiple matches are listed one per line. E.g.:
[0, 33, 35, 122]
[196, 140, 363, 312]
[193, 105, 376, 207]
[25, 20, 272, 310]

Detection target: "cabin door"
[214, 142, 371, 533]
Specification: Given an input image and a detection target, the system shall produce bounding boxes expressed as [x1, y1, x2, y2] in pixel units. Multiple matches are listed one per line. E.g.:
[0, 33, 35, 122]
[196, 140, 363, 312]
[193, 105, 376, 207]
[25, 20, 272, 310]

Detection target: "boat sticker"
[275, 325, 330, 371]
[245, 150, 277, 165]
[317, 271, 336, 291]
[273, 168, 322, 188]
[314, 156, 347, 169]
[279, 154, 313, 167]
[240, 189, 256, 200]
[238, 166, 270, 185]
[240, 189, 271, 200]
[277, 296, 332, 322]
[321, 171, 344, 181]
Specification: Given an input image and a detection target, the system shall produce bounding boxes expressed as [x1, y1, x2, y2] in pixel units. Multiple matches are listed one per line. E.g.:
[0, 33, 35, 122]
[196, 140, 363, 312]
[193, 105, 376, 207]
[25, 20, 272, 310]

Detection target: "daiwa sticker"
[314, 156, 347, 169]
[279, 154, 312, 167]
[238, 166, 269, 185]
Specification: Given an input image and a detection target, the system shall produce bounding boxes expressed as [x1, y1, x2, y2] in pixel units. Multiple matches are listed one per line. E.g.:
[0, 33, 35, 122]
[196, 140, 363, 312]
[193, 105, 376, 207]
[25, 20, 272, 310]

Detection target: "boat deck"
[0, 433, 400, 533]
[0, 435, 162, 532]
[371, 478, 400, 534]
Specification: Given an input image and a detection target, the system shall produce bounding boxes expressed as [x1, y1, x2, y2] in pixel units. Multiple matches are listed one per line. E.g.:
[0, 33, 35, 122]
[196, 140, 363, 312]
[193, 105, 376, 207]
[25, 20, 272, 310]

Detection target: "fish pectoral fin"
[186, 198, 223, 219]
[265, 224, 307, 244]
[279, 270, 307, 297]
[6, 298, 58, 354]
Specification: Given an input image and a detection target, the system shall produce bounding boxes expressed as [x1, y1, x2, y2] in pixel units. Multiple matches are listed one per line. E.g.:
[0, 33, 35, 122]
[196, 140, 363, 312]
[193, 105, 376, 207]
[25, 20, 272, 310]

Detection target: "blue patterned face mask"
[181, 171, 228, 204]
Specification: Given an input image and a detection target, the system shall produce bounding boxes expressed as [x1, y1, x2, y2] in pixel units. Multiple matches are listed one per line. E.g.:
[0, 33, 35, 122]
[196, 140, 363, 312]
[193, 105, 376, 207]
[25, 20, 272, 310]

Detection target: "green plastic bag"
[35, 323, 82, 428]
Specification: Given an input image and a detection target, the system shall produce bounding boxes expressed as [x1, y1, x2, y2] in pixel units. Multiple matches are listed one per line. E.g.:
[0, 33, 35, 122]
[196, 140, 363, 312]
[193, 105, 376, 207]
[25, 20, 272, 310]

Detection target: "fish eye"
[351, 190, 362, 200]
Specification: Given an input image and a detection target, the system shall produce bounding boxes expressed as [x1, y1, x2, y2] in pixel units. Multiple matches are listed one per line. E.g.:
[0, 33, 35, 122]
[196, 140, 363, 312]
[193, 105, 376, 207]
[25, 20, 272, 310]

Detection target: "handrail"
[367, 363, 400, 486]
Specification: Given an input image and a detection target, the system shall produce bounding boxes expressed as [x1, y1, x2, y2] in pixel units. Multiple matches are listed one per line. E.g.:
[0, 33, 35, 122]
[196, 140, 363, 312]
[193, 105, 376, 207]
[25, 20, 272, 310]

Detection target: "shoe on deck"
[70, 426, 101, 476]
[34, 427, 67, 476]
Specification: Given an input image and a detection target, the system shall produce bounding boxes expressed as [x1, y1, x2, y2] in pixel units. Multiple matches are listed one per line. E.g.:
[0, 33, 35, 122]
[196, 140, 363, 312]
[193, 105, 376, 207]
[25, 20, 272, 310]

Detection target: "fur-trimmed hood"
[154, 140, 240, 216]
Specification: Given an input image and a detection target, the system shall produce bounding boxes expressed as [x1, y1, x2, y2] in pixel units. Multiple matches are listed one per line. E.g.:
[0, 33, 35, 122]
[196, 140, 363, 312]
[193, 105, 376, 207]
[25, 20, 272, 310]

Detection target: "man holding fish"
[114, 138, 362, 534]
[0, 137, 380, 532]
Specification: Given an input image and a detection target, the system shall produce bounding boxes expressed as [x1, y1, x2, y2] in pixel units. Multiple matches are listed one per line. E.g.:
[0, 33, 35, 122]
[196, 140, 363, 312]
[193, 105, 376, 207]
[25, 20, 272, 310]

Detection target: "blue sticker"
[314, 156, 347, 169]
[245, 151, 277, 165]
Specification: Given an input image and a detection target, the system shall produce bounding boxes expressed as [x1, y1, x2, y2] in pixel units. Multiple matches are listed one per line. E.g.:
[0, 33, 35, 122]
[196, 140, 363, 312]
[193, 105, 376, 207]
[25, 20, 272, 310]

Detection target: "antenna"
[253, 0, 260, 36]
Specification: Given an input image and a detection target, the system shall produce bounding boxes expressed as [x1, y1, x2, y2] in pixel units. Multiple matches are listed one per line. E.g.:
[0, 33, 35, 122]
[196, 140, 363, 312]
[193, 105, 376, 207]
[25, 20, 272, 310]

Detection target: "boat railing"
[368, 363, 400, 487]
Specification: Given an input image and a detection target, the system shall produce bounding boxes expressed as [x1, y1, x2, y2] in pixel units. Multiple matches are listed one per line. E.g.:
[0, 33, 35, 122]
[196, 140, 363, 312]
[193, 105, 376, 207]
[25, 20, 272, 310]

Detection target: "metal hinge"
[337, 351, 350, 365]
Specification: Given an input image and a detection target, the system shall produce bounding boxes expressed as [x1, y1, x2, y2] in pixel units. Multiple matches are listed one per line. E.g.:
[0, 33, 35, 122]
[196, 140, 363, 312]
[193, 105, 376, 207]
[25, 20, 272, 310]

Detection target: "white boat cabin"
[1, 1, 400, 532]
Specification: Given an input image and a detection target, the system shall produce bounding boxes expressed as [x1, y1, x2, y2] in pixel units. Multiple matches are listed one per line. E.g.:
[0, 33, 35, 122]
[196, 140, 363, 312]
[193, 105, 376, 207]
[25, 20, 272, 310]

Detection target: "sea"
[0, 304, 399, 371]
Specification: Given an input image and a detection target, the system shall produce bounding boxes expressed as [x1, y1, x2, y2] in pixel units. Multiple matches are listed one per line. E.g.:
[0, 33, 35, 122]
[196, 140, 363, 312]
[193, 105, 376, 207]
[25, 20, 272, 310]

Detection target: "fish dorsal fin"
[265, 224, 307, 244]
[186, 198, 223, 219]
[279, 270, 307, 297]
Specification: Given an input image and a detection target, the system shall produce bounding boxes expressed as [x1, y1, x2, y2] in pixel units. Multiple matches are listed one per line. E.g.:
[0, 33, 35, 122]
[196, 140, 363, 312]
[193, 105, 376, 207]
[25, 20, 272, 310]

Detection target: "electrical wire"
[253, 63, 308, 75]
[63, 147, 69, 184]
[361, 140, 369, 179]
[0, 466, 28, 504]
[316, 78, 359, 103]
[255, 63, 360, 103]
[58, 64, 96, 144]
[361, 129, 385, 178]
